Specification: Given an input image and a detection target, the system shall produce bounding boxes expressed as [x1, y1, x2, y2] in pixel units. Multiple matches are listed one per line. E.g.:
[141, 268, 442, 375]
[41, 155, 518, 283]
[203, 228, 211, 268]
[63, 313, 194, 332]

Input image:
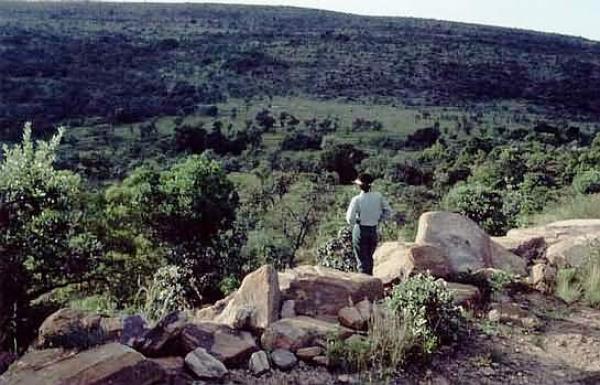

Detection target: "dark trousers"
[352, 224, 378, 275]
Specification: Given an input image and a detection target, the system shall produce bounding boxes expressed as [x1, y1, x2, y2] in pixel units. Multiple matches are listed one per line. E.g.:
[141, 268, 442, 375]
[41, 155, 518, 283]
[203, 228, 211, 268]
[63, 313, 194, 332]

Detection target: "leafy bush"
[135, 265, 190, 322]
[103, 154, 242, 304]
[573, 170, 600, 195]
[316, 227, 357, 272]
[0, 123, 101, 351]
[442, 182, 512, 235]
[387, 274, 462, 355]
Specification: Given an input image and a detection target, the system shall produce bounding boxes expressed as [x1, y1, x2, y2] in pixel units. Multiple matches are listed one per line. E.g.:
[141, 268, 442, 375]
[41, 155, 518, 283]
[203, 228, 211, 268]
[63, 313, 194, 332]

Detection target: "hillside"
[1, 1, 600, 136]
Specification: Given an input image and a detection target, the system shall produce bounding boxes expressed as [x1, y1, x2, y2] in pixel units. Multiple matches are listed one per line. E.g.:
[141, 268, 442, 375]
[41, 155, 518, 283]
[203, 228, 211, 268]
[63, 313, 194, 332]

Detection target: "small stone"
[355, 299, 372, 322]
[295, 346, 324, 361]
[249, 351, 270, 376]
[338, 307, 365, 330]
[184, 347, 228, 380]
[270, 349, 297, 371]
[281, 300, 296, 319]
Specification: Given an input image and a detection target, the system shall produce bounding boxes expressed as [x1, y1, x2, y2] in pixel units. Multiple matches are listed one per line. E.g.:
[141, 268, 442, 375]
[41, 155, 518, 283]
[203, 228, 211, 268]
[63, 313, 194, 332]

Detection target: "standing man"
[345, 173, 393, 275]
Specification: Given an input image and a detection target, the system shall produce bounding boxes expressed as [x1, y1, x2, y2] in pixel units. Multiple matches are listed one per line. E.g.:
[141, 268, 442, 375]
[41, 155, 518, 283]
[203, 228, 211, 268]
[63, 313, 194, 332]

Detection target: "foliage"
[327, 305, 415, 379]
[135, 265, 190, 322]
[387, 274, 462, 355]
[555, 268, 582, 304]
[103, 154, 241, 304]
[0, 123, 101, 351]
[488, 270, 514, 298]
[573, 170, 600, 195]
[442, 182, 512, 235]
[316, 227, 357, 272]
[320, 143, 366, 184]
[529, 193, 600, 225]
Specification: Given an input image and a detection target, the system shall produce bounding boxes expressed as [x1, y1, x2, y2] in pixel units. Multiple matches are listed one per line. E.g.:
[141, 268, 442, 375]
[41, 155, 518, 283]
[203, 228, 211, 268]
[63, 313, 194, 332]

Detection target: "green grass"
[556, 268, 582, 304]
[529, 192, 600, 226]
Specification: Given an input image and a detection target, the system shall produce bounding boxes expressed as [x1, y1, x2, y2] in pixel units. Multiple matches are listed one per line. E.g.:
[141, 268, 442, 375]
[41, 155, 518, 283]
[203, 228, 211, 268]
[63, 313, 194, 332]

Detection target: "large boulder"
[373, 242, 452, 285]
[36, 308, 124, 350]
[261, 316, 353, 352]
[179, 323, 258, 366]
[278, 266, 383, 321]
[0, 343, 165, 385]
[415, 212, 526, 275]
[213, 265, 280, 331]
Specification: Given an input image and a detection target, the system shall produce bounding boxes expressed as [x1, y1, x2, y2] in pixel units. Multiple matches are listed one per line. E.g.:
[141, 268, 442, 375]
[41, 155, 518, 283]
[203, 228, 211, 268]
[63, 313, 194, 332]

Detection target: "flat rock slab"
[0, 343, 165, 385]
[261, 316, 353, 352]
[278, 265, 383, 320]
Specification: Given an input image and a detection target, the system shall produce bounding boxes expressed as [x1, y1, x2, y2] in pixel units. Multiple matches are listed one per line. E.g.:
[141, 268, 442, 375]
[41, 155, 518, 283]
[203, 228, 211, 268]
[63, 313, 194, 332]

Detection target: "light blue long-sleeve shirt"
[345, 191, 393, 226]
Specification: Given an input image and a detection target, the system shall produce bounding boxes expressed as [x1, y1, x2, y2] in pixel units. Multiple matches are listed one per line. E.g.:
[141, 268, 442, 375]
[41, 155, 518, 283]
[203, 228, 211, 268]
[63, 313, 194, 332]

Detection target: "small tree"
[0, 123, 100, 351]
[104, 154, 241, 303]
[320, 143, 366, 184]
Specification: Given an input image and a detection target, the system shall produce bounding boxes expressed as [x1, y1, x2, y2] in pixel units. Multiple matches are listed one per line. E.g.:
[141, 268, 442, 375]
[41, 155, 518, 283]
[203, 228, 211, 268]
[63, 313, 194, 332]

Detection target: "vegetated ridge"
[1, 1, 599, 135]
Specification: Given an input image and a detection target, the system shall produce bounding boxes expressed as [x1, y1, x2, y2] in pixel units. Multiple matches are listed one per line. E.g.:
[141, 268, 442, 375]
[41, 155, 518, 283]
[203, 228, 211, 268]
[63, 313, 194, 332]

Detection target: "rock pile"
[4, 211, 593, 384]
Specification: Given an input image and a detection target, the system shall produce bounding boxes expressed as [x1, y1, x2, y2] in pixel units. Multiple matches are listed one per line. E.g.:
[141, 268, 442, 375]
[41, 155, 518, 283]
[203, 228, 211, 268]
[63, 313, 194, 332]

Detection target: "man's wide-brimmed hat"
[353, 173, 374, 186]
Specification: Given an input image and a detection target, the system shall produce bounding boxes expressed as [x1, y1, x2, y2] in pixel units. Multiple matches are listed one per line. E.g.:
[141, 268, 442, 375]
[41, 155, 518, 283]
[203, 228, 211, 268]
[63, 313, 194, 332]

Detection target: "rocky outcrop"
[415, 212, 526, 275]
[373, 242, 452, 285]
[196, 265, 280, 331]
[278, 266, 383, 321]
[0, 343, 165, 385]
[37, 308, 126, 350]
[261, 316, 353, 352]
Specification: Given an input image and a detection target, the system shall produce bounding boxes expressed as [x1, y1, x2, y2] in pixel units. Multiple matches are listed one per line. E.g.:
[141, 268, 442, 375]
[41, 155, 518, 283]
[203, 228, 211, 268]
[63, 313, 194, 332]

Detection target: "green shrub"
[316, 227, 357, 272]
[134, 265, 190, 322]
[573, 170, 600, 195]
[326, 305, 414, 379]
[104, 154, 243, 305]
[387, 274, 462, 355]
[442, 182, 512, 235]
[0, 123, 101, 351]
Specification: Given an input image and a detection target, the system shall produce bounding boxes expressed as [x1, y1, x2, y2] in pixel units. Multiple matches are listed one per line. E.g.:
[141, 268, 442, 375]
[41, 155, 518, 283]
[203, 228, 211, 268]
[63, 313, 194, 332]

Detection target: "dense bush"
[320, 143, 367, 184]
[0, 124, 102, 351]
[442, 182, 513, 235]
[103, 154, 242, 304]
[387, 274, 462, 355]
[573, 170, 600, 195]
